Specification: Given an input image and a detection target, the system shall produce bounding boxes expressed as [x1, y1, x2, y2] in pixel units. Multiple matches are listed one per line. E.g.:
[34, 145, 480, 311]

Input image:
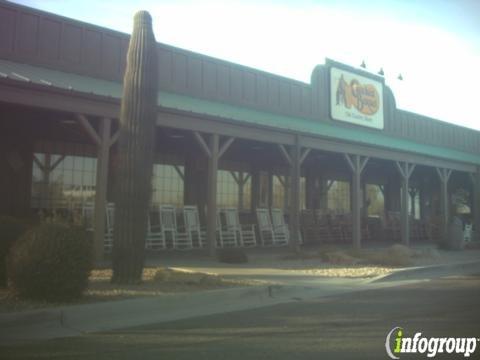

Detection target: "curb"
[371, 260, 480, 283]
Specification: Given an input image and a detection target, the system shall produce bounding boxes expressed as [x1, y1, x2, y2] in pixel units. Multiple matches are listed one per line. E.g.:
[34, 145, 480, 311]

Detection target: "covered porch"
[1, 98, 478, 261]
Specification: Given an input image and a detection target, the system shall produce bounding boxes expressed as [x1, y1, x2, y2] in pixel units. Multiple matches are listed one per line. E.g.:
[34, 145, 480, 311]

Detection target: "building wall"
[1, 1, 479, 156]
[0, 127, 33, 217]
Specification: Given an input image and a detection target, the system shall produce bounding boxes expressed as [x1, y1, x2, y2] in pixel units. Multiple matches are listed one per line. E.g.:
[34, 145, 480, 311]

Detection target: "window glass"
[31, 152, 97, 209]
[151, 164, 184, 206]
[327, 180, 350, 214]
[366, 184, 385, 217]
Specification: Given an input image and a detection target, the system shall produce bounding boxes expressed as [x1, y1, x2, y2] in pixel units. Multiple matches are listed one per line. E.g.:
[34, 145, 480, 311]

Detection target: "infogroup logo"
[385, 327, 479, 358]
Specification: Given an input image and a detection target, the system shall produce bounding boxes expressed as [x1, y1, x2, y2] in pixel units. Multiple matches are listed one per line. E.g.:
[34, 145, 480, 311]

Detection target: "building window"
[366, 184, 385, 217]
[31, 152, 97, 209]
[272, 175, 306, 211]
[217, 170, 251, 209]
[272, 175, 287, 209]
[151, 164, 184, 206]
[217, 170, 237, 208]
[327, 180, 350, 214]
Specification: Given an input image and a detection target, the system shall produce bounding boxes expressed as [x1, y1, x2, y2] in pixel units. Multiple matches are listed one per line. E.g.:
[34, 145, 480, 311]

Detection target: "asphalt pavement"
[2, 274, 480, 359]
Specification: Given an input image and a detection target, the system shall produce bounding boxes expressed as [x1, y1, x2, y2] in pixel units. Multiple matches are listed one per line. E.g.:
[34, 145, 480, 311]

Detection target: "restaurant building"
[1, 1, 479, 259]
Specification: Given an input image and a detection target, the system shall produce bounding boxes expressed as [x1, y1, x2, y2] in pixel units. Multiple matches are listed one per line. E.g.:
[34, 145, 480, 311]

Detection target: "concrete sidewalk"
[0, 278, 365, 344]
[1, 256, 480, 345]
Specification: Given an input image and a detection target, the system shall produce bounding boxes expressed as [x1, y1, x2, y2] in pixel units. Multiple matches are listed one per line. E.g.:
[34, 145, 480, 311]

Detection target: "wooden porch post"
[345, 154, 369, 248]
[238, 172, 244, 210]
[396, 161, 416, 246]
[93, 118, 111, 262]
[290, 136, 301, 250]
[206, 134, 219, 256]
[278, 137, 310, 250]
[251, 167, 260, 212]
[194, 132, 234, 256]
[436, 167, 452, 242]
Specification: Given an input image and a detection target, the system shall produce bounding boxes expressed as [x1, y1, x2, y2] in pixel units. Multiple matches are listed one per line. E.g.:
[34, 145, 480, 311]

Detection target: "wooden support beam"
[230, 171, 240, 185]
[378, 184, 385, 196]
[206, 133, 219, 256]
[278, 144, 292, 166]
[193, 131, 211, 158]
[32, 154, 46, 172]
[395, 161, 415, 246]
[300, 148, 311, 165]
[351, 155, 362, 248]
[238, 171, 244, 210]
[289, 135, 301, 251]
[76, 114, 101, 146]
[49, 154, 66, 172]
[109, 130, 120, 147]
[93, 117, 112, 262]
[407, 163, 416, 178]
[359, 156, 369, 174]
[326, 179, 334, 191]
[344, 154, 369, 248]
[173, 165, 185, 181]
[436, 167, 452, 243]
[344, 154, 355, 173]
[218, 137, 235, 159]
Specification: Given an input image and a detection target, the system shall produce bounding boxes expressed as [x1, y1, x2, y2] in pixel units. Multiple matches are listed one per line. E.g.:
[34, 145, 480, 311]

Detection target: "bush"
[0, 216, 29, 287]
[216, 248, 248, 264]
[8, 222, 93, 302]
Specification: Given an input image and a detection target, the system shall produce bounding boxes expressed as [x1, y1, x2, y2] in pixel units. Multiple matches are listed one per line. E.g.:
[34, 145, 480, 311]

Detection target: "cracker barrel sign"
[330, 67, 384, 129]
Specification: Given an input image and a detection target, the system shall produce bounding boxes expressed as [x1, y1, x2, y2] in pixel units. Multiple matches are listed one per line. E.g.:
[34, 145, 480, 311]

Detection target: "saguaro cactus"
[112, 11, 158, 284]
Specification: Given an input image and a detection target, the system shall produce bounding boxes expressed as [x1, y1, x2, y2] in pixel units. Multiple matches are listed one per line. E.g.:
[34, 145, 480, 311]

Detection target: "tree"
[112, 11, 158, 284]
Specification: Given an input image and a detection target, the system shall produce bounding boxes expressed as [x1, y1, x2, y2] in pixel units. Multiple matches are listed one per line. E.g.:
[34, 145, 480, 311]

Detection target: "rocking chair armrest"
[272, 224, 288, 232]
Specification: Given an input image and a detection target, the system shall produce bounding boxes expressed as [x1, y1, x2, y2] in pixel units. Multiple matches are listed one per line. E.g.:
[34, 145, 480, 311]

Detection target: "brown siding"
[0, 2, 127, 82]
[39, 18, 61, 61]
[1, 1, 478, 156]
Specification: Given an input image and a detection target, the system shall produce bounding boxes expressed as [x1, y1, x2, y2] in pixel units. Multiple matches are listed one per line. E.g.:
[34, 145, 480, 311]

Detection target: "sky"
[9, 0, 480, 131]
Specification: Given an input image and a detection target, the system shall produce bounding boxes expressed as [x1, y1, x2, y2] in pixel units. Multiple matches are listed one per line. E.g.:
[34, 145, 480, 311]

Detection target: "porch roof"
[1, 59, 479, 167]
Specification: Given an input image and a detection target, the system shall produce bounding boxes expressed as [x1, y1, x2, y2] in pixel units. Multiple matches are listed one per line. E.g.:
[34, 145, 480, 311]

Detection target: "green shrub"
[0, 216, 29, 287]
[216, 248, 248, 264]
[8, 222, 93, 302]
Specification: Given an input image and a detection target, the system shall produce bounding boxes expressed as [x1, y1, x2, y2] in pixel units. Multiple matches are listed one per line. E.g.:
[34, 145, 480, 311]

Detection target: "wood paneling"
[187, 56, 202, 94]
[83, 29, 102, 72]
[172, 52, 187, 92]
[61, 23, 82, 64]
[39, 18, 61, 61]
[101, 34, 121, 78]
[0, 5, 15, 54]
[17, 12, 38, 57]
[0, 1, 478, 157]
